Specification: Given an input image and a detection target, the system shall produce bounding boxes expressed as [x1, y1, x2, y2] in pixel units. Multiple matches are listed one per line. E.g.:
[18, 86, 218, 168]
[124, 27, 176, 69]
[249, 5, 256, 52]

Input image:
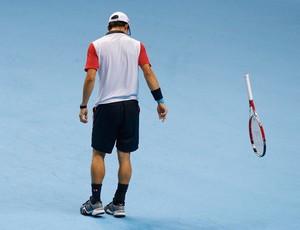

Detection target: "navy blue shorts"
[92, 100, 139, 153]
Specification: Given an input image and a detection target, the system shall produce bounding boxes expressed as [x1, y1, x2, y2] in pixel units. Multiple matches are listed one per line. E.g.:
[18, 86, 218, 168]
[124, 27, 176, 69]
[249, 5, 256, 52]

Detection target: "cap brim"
[128, 26, 131, 36]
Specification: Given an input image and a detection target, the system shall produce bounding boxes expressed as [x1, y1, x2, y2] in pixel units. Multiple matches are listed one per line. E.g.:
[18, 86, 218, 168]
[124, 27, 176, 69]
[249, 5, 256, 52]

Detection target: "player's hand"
[157, 103, 168, 122]
[79, 108, 88, 123]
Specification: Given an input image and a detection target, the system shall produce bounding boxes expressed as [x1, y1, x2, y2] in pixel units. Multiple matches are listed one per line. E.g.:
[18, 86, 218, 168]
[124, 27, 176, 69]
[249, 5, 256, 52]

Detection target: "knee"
[117, 151, 131, 163]
[93, 149, 106, 160]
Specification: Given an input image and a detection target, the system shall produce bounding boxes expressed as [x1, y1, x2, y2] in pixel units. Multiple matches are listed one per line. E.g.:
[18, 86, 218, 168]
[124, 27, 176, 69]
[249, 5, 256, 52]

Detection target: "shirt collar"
[106, 30, 125, 35]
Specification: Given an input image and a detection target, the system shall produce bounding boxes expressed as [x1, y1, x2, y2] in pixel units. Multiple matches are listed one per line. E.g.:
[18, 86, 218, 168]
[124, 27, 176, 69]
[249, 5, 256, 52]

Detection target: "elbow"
[143, 68, 154, 79]
[85, 68, 97, 82]
[85, 75, 95, 82]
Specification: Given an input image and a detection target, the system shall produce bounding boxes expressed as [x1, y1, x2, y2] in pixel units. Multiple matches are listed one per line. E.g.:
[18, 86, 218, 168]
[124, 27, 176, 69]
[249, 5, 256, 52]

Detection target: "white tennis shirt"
[85, 31, 150, 105]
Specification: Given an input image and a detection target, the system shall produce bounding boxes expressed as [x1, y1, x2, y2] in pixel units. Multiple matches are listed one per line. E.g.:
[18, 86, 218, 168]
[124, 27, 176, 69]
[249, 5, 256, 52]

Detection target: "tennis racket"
[244, 74, 266, 157]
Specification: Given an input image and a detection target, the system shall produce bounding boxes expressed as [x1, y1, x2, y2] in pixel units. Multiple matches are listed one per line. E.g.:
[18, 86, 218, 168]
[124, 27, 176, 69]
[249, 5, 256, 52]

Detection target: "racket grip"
[244, 73, 253, 101]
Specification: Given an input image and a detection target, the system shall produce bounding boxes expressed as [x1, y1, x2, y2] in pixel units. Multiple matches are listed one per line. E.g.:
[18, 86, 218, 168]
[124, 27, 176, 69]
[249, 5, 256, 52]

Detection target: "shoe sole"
[105, 209, 125, 218]
[81, 207, 105, 217]
[92, 209, 105, 216]
[114, 212, 125, 218]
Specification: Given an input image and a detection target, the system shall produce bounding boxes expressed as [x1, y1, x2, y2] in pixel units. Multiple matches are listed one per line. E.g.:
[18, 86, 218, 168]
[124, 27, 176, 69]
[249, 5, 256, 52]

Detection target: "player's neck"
[110, 27, 127, 33]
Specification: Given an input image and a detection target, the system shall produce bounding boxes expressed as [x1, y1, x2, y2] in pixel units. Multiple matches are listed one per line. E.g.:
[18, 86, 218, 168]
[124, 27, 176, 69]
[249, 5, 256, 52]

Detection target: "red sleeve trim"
[138, 43, 150, 66]
[84, 43, 99, 72]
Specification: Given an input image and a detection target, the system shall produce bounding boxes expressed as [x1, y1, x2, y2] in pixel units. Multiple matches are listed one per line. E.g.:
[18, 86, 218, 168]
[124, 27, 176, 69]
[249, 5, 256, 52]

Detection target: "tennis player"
[79, 11, 168, 217]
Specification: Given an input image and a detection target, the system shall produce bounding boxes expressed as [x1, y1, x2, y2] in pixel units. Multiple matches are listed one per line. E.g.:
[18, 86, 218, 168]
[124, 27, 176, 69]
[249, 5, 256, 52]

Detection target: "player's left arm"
[79, 43, 98, 123]
[79, 68, 97, 123]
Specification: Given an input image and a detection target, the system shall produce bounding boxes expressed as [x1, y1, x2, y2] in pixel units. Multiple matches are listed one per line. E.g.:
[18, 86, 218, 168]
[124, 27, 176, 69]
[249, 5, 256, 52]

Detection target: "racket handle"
[244, 73, 253, 101]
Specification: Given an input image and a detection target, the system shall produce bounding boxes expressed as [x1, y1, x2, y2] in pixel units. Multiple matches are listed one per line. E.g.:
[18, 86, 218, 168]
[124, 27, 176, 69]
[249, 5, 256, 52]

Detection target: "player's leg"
[91, 149, 106, 184]
[80, 149, 106, 216]
[105, 150, 130, 217]
[117, 150, 132, 184]
[105, 100, 138, 217]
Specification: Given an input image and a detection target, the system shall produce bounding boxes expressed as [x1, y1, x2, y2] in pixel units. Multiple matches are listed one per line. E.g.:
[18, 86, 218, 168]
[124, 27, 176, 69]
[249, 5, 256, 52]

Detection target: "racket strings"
[251, 116, 265, 155]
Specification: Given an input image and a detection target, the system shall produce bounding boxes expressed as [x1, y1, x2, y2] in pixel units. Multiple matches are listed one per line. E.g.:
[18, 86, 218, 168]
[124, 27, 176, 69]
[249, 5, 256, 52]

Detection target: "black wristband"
[151, 88, 163, 101]
[80, 105, 87, 109]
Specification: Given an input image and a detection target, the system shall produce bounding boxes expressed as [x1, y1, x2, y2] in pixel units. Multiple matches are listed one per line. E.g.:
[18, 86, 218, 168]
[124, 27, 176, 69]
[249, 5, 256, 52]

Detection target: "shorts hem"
[92, 145, 113, 154]
[116, 146, 139, 153]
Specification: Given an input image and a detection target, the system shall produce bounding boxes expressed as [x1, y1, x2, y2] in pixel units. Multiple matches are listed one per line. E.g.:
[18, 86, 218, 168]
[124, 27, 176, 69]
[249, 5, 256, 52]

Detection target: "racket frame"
[244, 74, 266, 157]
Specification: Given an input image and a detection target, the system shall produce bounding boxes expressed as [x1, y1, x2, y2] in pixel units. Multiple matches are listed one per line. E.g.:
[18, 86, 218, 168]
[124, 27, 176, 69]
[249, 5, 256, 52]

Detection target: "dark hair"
[108, 21, 127, 30]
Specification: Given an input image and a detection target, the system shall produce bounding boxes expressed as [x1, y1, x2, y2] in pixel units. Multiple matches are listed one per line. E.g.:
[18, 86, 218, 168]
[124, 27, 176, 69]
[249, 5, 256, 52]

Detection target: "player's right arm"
[141, 64, 168, 122]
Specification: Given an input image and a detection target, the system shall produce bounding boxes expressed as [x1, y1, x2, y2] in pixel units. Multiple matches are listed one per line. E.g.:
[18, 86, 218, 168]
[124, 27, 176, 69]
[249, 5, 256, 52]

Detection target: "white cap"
[108, 12, 130, 25]
[108, 12, 131, 35]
